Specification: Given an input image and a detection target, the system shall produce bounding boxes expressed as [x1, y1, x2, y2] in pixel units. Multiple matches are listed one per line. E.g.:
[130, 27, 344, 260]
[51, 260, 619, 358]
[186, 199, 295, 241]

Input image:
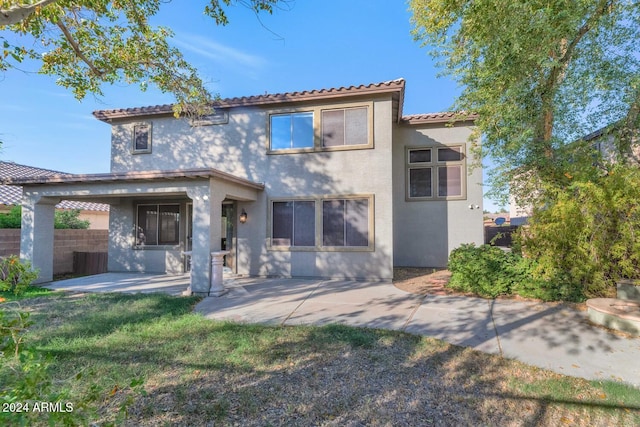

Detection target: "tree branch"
[0, 0, 58, 26]
[617, 86, 640, 163]
[56, 20, 104, 77]
[537, 0, 614, 148]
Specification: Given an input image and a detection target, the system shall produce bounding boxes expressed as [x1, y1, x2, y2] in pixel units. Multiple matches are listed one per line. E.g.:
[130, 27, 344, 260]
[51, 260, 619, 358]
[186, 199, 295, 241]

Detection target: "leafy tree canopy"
[0, 1, 284, 118]
[410, 0, 640, 204]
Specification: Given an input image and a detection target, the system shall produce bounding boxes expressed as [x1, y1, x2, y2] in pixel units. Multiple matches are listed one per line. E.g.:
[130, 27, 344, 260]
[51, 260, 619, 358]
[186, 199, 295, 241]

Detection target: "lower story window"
[270, 196, 372, 249]
[136, 204, 180, 246]
[272, 201, 315, 246]
[322, 198, 369, 247]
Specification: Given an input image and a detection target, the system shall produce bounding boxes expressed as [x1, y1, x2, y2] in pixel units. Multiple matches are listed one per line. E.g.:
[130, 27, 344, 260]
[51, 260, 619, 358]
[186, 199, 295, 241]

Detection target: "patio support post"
[187, 186, 213, 295]
[207, 182, 228, 297]
[187, 183, 227, 296]
[20, 195, 57, 284]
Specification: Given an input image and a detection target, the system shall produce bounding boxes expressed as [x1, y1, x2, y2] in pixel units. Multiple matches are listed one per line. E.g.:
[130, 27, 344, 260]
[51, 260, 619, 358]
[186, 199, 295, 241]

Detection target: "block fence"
[0, 229, 108, 275]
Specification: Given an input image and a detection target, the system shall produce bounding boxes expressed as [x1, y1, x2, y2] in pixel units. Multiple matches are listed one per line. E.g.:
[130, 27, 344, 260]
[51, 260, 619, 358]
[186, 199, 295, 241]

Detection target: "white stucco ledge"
[210, 251, 230, 297]
[587, 298, 640, 336]
[0, 168, 265, 191]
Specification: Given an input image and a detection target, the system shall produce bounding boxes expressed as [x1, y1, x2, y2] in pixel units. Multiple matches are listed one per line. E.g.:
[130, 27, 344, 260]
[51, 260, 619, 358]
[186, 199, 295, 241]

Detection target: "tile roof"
[0, 161, 68, 180]
[0, 161, 110, 211]
[91, 78, 479, 125]
[93, 79, 408, 122]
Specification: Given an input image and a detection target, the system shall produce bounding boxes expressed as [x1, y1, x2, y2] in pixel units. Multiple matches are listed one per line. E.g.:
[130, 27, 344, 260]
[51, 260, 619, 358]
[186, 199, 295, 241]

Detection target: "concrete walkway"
[195, 277, 640, 388]
[46, 274, 640, 387]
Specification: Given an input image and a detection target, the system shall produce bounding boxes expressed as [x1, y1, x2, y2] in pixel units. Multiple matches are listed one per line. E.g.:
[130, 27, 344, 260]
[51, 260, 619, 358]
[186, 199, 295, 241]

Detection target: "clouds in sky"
[172, 34, 269, 80]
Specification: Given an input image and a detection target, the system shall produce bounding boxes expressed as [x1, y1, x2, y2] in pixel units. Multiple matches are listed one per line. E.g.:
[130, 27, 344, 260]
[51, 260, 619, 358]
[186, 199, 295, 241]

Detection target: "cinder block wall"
[0, 229, 20, 258]
[0, 229, 108, 274]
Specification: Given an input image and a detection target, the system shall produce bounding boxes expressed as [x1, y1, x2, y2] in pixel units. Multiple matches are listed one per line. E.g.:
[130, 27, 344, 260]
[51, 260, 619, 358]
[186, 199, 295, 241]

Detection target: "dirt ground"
[395, 267, 588, 314]
[392, 267, 460, 296]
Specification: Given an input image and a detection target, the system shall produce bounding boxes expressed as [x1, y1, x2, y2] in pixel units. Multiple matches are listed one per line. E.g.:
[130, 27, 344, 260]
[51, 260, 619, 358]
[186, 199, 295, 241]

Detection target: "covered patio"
[4, 168, 264, 296]
[43, 272, 191, 296]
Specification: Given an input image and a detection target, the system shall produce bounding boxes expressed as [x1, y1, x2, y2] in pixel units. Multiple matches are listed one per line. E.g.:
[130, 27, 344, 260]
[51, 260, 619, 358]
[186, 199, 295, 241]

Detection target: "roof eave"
[2, 168, 265, 191]
[93, 79, 407, 123]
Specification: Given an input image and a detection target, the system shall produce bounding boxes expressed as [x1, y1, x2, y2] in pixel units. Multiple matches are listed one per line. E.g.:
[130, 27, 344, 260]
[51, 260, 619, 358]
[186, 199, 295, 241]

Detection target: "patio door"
[221, 202, 236, 271]
[185, 203, 193, 272]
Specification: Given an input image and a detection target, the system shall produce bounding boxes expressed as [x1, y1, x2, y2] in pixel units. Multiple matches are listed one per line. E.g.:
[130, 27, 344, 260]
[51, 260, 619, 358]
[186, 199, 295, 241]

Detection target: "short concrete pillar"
[210, 251, 230, 297]
[181, 251, 193, 295]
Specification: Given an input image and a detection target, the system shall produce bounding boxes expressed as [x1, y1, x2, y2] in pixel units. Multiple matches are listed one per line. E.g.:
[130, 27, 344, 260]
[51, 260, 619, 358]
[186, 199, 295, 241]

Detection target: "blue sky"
[0, 1, 502, 211]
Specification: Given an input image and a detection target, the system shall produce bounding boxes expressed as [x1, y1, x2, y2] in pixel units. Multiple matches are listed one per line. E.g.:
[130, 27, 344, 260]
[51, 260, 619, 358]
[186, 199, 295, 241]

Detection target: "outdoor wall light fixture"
[239, 209, 248, 224]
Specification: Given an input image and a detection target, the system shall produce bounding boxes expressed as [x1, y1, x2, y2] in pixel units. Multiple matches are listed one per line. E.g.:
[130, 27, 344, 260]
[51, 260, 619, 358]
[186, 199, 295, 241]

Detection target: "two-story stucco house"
[9, 79, 483, 295]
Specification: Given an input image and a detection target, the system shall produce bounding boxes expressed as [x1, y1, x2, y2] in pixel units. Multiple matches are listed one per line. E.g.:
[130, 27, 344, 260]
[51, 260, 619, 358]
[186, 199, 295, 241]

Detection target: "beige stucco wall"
[77, 210, 109, 230]
[107, 96, 396, 280]
[392, 121, 484, 267]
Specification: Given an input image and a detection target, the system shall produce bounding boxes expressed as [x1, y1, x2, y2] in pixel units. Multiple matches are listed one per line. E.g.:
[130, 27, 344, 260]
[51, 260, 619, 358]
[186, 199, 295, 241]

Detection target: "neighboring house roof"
[0, 161, 110, 211]
[93, 78, 477, 125]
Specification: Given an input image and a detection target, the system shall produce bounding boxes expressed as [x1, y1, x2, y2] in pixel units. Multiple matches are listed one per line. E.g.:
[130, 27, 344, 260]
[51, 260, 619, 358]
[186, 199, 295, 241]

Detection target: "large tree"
[1, 1, 284, 117]
[410, 0, 640, 204]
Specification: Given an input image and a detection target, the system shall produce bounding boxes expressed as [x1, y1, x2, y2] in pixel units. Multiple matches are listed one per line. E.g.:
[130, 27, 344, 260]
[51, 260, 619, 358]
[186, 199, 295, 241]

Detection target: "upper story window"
[270, 112, 314, 150]
[132, 123, 152, 154]
[268, 102, 373, 153]
[406, 145, 466, 201]
[322, 107, 368, 147]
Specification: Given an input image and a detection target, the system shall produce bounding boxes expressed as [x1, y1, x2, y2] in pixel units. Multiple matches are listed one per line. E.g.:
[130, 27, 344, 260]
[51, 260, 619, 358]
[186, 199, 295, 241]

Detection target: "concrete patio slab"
[43, 273, 190, 296]
[194, 277, 322, 325]
[404, 295, 500, 354]
[44, 273, 640, 387]
[283, 280, 423, 330]
[490, 299, 640, 384]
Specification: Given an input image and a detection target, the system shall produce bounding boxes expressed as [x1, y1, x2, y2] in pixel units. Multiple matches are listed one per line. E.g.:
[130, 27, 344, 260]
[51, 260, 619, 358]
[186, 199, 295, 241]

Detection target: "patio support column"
[20, 195, 57, 284]
[207, 182, 227, 297]
[187, 183, 226, 296]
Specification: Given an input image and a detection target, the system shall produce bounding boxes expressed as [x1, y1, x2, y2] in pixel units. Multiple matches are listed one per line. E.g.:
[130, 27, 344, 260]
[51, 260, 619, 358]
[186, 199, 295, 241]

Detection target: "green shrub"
[55, 209, 91, 229]
[0, 260, 89, 425]
[0, 256, 39, 295]
[446, 243, 577, 301]
[0, 205, 22, 228]
[519, 164, 640, 300]
[0, 206, 90, 229]
[448, 244, 526, 298]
